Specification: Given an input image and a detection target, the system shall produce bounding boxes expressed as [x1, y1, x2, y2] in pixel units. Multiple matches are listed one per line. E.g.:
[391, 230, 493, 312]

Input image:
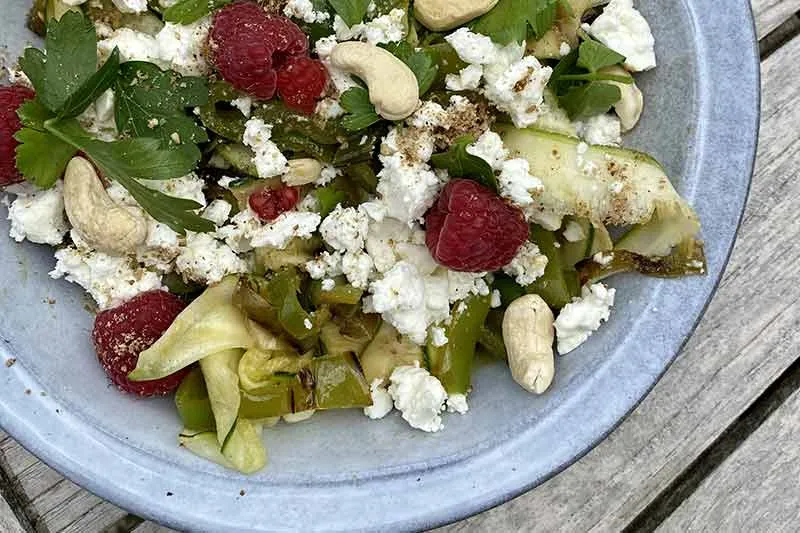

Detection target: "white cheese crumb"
[447, 271, 490, 303]
[283, 0, 331, 23]
[445, 64, 483, 91]
[334, 9, 406, 45]
[467, 131, 509, 171]
[577, 114, 622, 146]
[363, 379, 394, 419]
[155, 18, 212, 77]
[503, 241, 548, 286]
[175, 232, 249, 284]
[321, 278, 336, 291]
[498, 158, 544, 207]
[230, 96, 253, 118]
[555, 283, 616, 354]
[7, 183, 69, 245]
[388, 363, 447, 432]
[50, 246, 163, 310]
[303, 318, 313, 330]
[559, 42, 572, 56]
[366, 262, 449, 344]
[430, 326, 449, 347]
[320, 205, 370, 252]
[242, 118, 288, 178]
[446, 393, 469, 414]
[588, 0, 657, 72]
[202, 199, 233, 227]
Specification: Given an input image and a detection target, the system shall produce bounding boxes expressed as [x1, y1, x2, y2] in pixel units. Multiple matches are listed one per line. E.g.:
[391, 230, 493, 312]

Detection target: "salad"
[1, 0, 706, 473]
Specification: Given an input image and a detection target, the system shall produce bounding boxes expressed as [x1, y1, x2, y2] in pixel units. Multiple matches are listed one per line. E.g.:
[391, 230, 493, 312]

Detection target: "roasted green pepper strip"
[427, 294, 491, 395]
[234, 276, 283, 334]
[310, 278, 364, 306]
[578, 238, 707, 285]
[175, 368, 216, 432]
[266, 269, 319, 340]
[477, 309, 507, 360]
[527, 224, 580, 309]
[239, 386, 294, 419]
[312, 354, 372, 410]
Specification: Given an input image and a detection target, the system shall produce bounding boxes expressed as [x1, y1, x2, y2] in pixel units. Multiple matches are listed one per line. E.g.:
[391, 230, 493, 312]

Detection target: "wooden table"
[2, 2, 800, 531]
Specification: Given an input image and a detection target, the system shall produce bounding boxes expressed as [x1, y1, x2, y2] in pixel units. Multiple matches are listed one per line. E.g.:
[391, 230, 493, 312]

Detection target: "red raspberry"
[209, 3, 308, 100]
[0, 85, 36, 186]
[264, 15, 309, 68]
[209, 2, 277, 99]
[92, 291, 189, 397]
[249, 185, 300, 221]
[425, 179, 529, 272]
[277, 56, 329, 114]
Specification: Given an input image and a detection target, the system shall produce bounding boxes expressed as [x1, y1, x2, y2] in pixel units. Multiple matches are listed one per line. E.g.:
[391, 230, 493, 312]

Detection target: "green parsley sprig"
[430, 136, 498, 191]
[548, 39, 633, 120]
[472, 0, 573, 45]
[13, 11, 214, 234]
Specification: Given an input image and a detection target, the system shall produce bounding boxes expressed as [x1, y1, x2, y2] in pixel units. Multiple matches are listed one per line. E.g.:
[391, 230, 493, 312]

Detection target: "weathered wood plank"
[132, 522, 180, 533]
[753, 0, 800, 37]
[438, 32, 800, 533]
[0, 437, 127, 533]
[657, 387, 800, 532]
[0, 495, 26, 533]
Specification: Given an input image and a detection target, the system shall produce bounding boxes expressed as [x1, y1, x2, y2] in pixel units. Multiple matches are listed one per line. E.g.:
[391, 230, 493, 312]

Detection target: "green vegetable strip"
[175, 368, 216, 432]
[527, 225, 580, 309]
[427, 294, 491, 395]
[312, 354, 372, 410]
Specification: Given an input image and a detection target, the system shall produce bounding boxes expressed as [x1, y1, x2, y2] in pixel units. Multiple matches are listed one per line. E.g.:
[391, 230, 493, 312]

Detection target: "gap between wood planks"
[619, 13, 800, 532]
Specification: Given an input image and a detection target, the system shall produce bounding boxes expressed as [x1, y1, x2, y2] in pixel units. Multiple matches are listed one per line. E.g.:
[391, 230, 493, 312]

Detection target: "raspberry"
[209, 3, 308, 100]
[0, 85, 36, 186]
[264, 15, 308, 67]
[249, 185, 300, 221]
[425, 179, 529, 272]
[277, 56, 328, 114]
[92, 291, 189, 397]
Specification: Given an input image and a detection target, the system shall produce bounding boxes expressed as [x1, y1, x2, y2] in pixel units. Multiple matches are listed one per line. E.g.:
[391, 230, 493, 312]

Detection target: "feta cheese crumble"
[230, 96, 253, 118]
[388, 364, 448, 432]
[175, 233, 249, 284]
[320, 205, 370, 252]
[50, 245, 164, 310]
[445, 29, 553, 128]
[589, 0, 656, 72]
[334, 9, 406, 45]
[430, 326, 449, 347]
[446, 393, 469, 414]
[555, 283, 616, 354]
[283, 0, 331, 23]
[363, 379, 394, 419]
[242, 118, 288, 178]
[577, 114, 623, 146]
[503, 241, 548, 286]
[7, 183, 69, 245]
[156, 18, 212, 77]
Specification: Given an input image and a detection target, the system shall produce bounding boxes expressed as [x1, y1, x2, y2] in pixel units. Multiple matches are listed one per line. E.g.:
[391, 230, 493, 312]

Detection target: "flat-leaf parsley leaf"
[114, 61, 209, 147]
[340, 87, 381, 132]
[431, 136, 498, 191]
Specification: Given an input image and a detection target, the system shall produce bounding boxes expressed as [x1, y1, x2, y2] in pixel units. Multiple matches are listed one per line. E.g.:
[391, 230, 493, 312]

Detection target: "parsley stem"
[557, 73, 633, 84]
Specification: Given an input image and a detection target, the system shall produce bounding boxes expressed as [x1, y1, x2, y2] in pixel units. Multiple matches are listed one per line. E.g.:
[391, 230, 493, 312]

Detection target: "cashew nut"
[330, 42, 420, 121]
[414, 0, 499, 31]
[502, 294, 555, 394]
[602, 65, 644, 132]
[282, 158, 323, 186]
[63, 157, 148, 256]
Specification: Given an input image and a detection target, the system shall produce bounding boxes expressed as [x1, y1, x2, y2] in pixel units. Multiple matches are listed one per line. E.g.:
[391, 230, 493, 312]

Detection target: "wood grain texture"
[132, 522, 180, 533]
[656, 388, 800, 532]
[0, 432, 127, 533]
[754, 0, 800, 37]
[0, 495, 25, 533]
[437, 31, 800, 533]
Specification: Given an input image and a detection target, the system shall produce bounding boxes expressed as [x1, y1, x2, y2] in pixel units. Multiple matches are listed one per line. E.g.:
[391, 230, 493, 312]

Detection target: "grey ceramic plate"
[0, 1, 759, 531]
